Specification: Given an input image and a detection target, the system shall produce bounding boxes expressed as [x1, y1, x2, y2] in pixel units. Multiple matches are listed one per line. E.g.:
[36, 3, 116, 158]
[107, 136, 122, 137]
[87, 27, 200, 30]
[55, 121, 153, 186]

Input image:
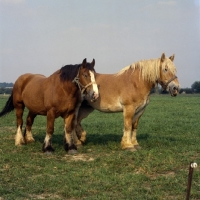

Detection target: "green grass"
[0, 94, 200, 199]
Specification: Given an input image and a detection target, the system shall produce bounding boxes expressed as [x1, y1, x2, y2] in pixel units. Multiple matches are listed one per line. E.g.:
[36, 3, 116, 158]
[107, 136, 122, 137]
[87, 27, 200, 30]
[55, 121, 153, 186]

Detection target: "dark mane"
[59, 63, 95, 82]
[59, 64, 80, 81]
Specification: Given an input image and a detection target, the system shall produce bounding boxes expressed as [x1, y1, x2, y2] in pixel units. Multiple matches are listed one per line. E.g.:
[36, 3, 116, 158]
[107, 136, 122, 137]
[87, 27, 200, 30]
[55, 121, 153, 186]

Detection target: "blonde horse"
[75, 53, 180, 150]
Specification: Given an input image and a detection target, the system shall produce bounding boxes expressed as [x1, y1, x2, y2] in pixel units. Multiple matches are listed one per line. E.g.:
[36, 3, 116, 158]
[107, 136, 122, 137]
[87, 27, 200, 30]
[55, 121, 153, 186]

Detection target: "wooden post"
[186, 162, 197, 200]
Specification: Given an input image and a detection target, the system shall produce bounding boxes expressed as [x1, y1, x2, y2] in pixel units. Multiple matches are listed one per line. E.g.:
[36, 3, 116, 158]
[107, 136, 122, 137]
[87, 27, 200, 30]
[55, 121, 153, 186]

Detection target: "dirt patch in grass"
[64, 154, 95, 162]
[29, 193, 63, 199]
[148, 171, 175, 180]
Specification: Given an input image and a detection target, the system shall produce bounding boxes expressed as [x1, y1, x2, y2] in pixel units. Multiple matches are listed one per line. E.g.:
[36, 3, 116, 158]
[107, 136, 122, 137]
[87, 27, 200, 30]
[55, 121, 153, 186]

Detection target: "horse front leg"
[64, 112, 78, 154]
[15, 103, 25, 146]
[131, 104, 147, 150]
[131, 119, 141, 149]
[42, 110, 55, 153]
[121, 106, 136, 151]
[24, 111, 36, 144]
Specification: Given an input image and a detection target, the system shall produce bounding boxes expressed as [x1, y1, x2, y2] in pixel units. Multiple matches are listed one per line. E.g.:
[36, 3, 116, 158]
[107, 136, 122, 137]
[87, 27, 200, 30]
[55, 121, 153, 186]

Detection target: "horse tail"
[0, 93, 14, 118]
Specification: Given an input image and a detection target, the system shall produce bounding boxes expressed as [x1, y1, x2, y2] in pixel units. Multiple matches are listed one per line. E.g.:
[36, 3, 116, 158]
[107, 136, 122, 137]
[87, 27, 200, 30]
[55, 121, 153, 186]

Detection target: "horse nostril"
[173, 86, 177, 91]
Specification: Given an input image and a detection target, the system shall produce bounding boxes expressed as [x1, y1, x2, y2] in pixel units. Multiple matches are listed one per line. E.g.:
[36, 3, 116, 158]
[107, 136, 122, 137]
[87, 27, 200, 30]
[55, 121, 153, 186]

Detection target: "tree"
[191, 81, 200, 93]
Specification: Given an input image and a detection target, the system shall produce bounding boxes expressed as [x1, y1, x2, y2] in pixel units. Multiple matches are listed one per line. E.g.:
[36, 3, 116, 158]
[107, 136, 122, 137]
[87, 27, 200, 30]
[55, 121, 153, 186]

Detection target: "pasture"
[0, 94, 199, 199]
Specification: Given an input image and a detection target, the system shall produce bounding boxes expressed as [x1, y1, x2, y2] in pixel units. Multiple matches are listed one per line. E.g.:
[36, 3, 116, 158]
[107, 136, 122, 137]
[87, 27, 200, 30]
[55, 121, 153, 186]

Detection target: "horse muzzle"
[90, 91, 99, 102]
[168, 83, 179, 97]
[84, 87, 99, 102]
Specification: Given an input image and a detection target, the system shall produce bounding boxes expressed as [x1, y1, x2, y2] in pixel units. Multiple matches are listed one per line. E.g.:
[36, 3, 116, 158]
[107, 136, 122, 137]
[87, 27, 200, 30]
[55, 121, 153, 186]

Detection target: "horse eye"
[83, 74, 88, 78]
[165, 67, 168, 72]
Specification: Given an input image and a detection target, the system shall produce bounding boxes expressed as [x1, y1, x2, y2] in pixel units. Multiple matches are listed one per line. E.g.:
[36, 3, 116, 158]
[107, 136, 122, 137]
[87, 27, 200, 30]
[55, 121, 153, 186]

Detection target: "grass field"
[0, 94, 199, 199]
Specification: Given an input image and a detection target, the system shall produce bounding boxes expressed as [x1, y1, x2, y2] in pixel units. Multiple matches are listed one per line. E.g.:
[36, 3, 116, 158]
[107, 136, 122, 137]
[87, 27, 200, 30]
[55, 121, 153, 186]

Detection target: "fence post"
[186, 162, 198, 200]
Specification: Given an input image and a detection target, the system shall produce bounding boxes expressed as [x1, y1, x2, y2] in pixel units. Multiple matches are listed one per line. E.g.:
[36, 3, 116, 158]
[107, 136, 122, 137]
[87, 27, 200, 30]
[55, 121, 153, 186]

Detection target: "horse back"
[13, 73, 46, 95]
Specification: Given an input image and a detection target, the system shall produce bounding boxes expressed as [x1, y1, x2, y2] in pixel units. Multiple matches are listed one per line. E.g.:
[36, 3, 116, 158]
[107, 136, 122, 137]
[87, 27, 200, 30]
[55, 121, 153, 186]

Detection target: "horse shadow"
[33, 131, 151, 146]
[33, 131, 64, 146]
[84, 132, 151, 146]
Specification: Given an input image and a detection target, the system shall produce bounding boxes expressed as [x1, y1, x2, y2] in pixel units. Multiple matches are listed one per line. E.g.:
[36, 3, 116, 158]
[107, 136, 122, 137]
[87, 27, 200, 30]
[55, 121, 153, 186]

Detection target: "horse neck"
[130, 68, 156, 95]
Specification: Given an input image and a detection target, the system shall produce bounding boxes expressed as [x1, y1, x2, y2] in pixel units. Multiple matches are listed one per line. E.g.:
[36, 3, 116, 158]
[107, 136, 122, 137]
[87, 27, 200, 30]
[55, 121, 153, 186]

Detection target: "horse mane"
[116, 58, 177, 83]
[59, 64, 80, 81]
[59, 63, 95, 82]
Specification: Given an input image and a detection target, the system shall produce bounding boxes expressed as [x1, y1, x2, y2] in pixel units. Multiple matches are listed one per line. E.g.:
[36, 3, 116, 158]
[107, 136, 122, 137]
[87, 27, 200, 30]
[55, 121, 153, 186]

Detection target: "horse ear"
[169, 54, 175, 62]
[82, 58, 87, 68]
[161, 53, 165, 62]
[91, 59, 95, 68]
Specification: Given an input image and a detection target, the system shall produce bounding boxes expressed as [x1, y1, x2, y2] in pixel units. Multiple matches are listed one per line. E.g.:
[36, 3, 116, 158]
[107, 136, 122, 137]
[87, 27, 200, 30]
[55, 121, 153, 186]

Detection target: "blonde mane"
[116, 58, 177, 83]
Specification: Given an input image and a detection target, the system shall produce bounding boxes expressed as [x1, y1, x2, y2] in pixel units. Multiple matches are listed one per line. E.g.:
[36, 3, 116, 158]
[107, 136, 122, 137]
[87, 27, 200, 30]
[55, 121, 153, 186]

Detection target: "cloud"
[158, 0, 177, 6]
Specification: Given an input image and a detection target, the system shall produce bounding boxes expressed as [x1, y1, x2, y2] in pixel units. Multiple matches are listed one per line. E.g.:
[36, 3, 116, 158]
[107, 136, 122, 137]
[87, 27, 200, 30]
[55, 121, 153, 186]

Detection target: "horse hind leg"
[75, 122, 87, 145]
[24, 111, 36, 143]
[75, 104, 94, 145]
[15, 103, 25, 146]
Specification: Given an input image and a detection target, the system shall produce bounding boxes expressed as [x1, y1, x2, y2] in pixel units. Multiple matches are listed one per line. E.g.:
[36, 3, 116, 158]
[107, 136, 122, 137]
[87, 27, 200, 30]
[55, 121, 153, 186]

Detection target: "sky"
[0, 0, 200, 88]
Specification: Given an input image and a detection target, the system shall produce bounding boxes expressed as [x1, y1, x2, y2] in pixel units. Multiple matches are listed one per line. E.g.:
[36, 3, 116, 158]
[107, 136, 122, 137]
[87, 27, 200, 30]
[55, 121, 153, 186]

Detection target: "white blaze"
[89, 70, 99, 97]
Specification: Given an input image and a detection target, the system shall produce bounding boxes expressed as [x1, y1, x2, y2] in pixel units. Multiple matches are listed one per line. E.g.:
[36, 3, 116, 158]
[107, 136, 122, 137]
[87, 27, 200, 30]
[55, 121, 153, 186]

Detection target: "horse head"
[158, 53, 180, 96]
[75, 58, 99, 102]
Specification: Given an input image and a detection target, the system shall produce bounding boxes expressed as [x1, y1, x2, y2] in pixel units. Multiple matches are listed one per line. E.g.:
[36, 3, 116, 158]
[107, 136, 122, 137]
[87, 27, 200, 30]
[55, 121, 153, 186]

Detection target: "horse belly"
[24, 96, 47, 115]
[22, 86, 47, 115]
[90, 98, 123, 113]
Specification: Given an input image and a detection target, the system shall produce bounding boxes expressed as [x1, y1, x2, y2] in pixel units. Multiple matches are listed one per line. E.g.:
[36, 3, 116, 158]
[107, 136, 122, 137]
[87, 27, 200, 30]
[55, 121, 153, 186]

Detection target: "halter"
[72, 68, 96, 94]
[159, 75, 177, 90]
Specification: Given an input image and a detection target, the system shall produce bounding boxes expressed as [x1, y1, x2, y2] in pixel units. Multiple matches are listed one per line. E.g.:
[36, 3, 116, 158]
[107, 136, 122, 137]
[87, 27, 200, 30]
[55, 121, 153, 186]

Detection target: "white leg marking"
[15, 126, 25, 145]
[25, 130, 35, 143]
[121, 129, 135, 149]
[64, 124, 72, 145]
[44, 134, 51, 148]
[131, 129, 139, 146]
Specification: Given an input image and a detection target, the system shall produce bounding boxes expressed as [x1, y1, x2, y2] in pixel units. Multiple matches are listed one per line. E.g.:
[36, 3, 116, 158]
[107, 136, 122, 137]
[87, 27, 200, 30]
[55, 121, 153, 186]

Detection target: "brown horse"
[0, 59, 99, 154]
[75, 53, 180, 150]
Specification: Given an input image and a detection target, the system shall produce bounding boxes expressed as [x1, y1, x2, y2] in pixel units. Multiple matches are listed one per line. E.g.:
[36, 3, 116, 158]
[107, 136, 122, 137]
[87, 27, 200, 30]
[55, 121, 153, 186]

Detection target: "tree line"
[0, 81, 200, 95]
[0, 82, 13, 94]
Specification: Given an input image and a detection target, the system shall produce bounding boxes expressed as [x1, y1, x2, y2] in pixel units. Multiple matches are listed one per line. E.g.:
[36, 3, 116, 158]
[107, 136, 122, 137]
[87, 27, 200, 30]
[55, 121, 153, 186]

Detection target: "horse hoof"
[124, 147, 137, 152]
[15, 138, 26, 146]
[134, 145, 142, 150]
[76, 143, 83, 149]
[25, 138, 35, 144]
[68, 149, 78, 155]
[42, 144, 55, 153]
[76, 140, 84, 147]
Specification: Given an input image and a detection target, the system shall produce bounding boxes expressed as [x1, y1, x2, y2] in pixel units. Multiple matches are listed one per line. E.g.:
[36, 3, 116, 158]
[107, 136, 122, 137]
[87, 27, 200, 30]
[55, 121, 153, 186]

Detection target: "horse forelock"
[116, 57, 176, 83]
[85, 63, 96, 72]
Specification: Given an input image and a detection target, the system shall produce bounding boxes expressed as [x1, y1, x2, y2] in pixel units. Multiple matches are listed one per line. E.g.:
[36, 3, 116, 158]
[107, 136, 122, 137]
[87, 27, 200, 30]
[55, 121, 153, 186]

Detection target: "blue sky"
[0, 0, 200, 87]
